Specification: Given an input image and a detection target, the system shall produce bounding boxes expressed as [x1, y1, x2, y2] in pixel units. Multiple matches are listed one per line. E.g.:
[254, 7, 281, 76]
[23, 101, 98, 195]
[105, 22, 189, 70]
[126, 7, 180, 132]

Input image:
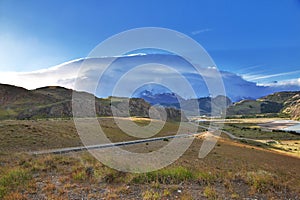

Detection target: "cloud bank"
[0, 54, 299, 102]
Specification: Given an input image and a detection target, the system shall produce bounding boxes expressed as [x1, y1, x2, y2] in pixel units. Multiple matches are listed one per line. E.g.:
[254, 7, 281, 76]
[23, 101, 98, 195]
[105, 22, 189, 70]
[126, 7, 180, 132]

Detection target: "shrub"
[246, 170, 279, 193]
[162, 189, 171, 197]
[72, 170, 87, 181]
[142, 189, 160, 200]
[197, 171, 217, 185]
[203, 186, 218, 200]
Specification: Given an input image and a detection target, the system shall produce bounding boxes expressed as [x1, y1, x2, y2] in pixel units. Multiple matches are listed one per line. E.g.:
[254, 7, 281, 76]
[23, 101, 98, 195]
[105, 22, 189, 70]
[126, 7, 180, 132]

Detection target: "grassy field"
[222, 122, 300, 140]
[197, 118, 300, 157]
[0, 118, 300, 199]
[0, 117, 195, 153]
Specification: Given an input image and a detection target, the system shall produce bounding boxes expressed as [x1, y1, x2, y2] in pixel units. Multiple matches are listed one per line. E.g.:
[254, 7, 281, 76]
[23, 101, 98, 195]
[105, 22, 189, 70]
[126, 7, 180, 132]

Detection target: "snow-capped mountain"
[133, 89, 232, 116]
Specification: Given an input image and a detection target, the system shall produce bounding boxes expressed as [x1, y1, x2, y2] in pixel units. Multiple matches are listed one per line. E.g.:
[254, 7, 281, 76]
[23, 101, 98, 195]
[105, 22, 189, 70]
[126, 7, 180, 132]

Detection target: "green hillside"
[227, 91, 300, 120]
[0, 84, 185, 121]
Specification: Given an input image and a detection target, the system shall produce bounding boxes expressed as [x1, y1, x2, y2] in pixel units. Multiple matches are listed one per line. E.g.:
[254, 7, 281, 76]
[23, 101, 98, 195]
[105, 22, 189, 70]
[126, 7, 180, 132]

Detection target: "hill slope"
[227, 91, 300, 119]
[0, 84, 185, 121]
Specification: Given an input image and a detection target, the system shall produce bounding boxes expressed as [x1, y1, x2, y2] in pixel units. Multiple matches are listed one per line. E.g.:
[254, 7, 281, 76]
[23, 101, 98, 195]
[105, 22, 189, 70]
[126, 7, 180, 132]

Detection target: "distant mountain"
[134, 90, 184, 108]
[134, 90, 232, 116]
[1, 54, 299, 102]
[0, 84, 185, 121]
[227, 91, 300, 120]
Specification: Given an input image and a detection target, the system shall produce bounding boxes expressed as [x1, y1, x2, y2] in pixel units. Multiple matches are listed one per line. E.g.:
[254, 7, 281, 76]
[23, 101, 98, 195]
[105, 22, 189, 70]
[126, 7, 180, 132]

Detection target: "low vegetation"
[0, 135, 299, 199]
[0, 118, 186, 152]
[133, 166, 195, 184]
[0, 168, 32, 198]
[0, 117, 299, 199]
[222, 122, 300, 140]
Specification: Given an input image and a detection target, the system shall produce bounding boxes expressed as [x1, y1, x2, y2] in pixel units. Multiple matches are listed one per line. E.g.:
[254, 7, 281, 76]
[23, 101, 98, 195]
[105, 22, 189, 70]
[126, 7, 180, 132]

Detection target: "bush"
[246, 170, 279, 193]
[203, 186, 218, 200]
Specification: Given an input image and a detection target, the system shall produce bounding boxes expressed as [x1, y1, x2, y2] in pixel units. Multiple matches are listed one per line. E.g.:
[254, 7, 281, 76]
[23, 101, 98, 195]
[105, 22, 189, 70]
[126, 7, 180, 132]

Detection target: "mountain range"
[227, 91, 300, 120]
[0, 54, 299, 120]
[0, 84, 185, 121]
[1, 54, 299, 102]
[1, 83, 300, 120]
[134, 90, 232, 116]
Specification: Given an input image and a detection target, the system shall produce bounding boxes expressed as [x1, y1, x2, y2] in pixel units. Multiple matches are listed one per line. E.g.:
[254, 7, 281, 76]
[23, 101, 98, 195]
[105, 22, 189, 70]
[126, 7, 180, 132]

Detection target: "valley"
[1, 1, 300, 199]
[1, 84, 300, 199]
[0, 116, 300, 199]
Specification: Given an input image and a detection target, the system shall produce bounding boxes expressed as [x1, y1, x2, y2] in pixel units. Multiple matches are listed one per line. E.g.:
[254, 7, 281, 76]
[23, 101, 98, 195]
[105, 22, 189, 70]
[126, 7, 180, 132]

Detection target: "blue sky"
[0, 0, 300, 85]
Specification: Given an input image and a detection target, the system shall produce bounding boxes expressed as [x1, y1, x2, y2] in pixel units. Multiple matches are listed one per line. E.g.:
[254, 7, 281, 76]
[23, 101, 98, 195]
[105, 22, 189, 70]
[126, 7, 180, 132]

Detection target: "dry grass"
[0, 118, 186, 153]
[270, 140, 300, 157]
[0, 118, 300, 199]
[221, 122, 300, 140]
[201, 118, 300, 158]
[0, 167, 32, 198]
[1, 136, 299, 199]
[0, 119, 81, 152]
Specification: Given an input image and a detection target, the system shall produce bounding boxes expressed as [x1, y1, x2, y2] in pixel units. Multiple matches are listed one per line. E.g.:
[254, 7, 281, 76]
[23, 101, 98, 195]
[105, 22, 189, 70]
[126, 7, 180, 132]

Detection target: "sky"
[0, 0, 300, 87]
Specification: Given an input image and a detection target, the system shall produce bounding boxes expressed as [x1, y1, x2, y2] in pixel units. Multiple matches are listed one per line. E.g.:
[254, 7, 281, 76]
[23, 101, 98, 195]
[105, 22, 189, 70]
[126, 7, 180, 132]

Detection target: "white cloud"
[243, 70, 300, 81]
[0, 56, 226, 97]
[191, 28, 212, 35]
[0, 55, 299, 101]
[258, 78, 300, 87]
[0, 59, 82, 89]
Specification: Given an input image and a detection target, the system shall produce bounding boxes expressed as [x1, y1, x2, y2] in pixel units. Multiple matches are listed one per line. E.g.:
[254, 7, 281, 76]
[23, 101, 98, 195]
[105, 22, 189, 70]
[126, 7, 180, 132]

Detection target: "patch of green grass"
[0, 109, 18, 120]
[162, 188, 171, 197]
[246, 170, 280, 193]
[133, 166, 195, 184]
[203, 186, 218, 200]
[72, 170, 87, 181]
[222, 123, 300, 140]
[239, 139, 288, 152]
[0, 168, 32, 198]
[142, 189, 161, 200]
[197, 171, 217, 185]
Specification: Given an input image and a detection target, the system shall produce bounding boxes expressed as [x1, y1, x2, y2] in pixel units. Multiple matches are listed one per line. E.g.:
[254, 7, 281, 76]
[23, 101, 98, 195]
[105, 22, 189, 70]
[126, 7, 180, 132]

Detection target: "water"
[283, 123, 300, 134]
